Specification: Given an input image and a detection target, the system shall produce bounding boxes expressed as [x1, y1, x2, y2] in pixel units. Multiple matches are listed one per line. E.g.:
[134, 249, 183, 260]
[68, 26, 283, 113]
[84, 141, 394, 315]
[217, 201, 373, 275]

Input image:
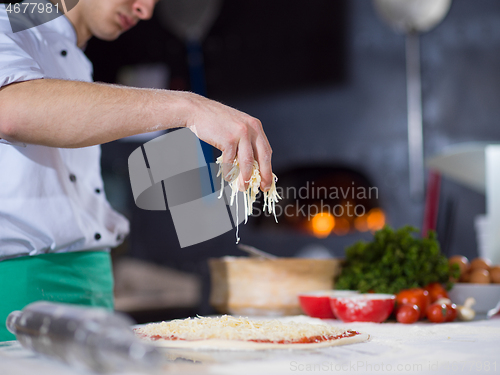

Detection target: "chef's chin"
[93, 25, 123, 42]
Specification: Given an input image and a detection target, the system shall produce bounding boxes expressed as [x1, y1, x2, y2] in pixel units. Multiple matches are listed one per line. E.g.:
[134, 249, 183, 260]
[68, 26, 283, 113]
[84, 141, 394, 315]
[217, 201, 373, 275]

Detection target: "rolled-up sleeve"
[0, 9, 43, 146]
[0, 10, 44, 89]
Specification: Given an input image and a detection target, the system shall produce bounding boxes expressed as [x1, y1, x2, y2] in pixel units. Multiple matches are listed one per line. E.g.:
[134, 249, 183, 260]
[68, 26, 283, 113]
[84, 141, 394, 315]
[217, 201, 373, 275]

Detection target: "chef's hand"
[0, 81, 273, 191]
[183, 93, 273, 192]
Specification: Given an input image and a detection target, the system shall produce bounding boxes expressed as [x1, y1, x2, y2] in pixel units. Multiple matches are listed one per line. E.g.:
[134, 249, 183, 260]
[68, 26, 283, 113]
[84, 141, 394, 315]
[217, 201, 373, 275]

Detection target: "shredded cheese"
[135, 315, 347, 342]
[216, 156, 281, 243]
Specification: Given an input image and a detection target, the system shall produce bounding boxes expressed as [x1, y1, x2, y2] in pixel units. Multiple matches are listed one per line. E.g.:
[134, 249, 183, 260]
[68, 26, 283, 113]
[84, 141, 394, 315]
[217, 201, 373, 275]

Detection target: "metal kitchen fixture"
[372, 0, 452, 199]
[155, 0, 222, 96]
[155, 0, 223, 166]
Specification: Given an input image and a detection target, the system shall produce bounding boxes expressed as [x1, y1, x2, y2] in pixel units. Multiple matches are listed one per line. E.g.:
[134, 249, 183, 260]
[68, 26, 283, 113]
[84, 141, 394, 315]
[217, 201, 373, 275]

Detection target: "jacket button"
[61, 50, 67, 56]
[69, 174, 76, 182]
[95, 188, 101, 194]
[94, 233, 101, 241]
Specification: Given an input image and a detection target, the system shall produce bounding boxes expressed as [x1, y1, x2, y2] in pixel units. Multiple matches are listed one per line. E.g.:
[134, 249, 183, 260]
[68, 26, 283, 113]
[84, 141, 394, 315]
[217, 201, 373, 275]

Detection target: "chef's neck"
[48, 0, 91, 48]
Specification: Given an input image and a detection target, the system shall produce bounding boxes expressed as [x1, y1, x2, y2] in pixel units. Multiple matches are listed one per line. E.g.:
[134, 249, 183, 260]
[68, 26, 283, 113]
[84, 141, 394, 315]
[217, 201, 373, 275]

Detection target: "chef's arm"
[0, 78, 273, 190]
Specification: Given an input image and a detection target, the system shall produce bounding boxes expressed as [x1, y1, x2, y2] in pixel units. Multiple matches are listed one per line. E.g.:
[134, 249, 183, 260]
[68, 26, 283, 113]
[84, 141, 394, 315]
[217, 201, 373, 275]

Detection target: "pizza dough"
[134, 315, 369, 351]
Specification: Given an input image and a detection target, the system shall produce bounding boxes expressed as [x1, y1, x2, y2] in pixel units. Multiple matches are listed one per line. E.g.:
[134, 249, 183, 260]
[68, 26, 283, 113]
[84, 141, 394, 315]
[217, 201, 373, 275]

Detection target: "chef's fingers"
[236, 138, 255, 191]
[253, 136, 273, 192]
[222, 145, 237, 182]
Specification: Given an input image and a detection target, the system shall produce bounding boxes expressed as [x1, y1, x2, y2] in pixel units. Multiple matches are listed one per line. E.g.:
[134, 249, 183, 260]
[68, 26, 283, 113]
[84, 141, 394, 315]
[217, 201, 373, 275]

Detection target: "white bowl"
[448, 283, 500, 314]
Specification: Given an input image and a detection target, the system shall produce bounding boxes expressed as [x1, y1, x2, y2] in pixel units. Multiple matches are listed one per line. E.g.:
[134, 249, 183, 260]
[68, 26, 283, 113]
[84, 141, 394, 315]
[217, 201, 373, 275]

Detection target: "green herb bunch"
[335, 226, 459, 294]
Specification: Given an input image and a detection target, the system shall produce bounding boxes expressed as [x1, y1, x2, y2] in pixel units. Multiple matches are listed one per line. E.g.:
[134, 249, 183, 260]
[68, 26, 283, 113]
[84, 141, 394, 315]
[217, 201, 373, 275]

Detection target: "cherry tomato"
[424, 282, 449, 303]
[445, 303, 457, 322]
[396, 288, 430, 320]
[426, 303, 448, 323]
[396, 304, 420, 324]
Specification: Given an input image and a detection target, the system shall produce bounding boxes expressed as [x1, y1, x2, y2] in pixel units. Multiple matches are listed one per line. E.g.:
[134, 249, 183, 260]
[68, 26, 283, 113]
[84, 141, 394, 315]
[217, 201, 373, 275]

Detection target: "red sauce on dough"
[136, 329, 360, 344]
[150, 335, 186, 341]
[248, 330, 360, 344]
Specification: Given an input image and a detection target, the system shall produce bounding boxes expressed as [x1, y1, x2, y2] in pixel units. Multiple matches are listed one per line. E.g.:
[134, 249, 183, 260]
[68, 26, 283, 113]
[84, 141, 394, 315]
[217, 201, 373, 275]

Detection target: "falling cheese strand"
[216, 156, 281, 243]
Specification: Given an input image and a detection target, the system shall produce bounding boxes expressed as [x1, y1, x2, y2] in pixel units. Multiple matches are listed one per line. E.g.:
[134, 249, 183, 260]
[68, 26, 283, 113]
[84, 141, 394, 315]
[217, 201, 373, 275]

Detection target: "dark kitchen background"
[84, 0, 500, 321]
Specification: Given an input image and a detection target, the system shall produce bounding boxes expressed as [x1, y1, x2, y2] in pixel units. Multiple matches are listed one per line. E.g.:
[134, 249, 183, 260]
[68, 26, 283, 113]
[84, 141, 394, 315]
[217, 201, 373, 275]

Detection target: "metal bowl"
[448, 283, 500, 314]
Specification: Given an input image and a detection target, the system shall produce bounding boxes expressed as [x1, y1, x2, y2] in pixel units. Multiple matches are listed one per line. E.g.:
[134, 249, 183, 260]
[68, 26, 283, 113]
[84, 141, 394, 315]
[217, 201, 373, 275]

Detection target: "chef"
[0, 0, 273, 341]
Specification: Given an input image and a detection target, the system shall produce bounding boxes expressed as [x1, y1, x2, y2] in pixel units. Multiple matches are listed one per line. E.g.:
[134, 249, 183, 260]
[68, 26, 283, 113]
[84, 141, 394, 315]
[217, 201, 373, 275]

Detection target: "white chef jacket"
[0, 4, 130, 260]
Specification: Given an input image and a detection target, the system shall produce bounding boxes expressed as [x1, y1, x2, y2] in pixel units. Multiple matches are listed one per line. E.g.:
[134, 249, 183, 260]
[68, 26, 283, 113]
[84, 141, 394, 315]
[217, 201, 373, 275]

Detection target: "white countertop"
[2, 316, 500, 375]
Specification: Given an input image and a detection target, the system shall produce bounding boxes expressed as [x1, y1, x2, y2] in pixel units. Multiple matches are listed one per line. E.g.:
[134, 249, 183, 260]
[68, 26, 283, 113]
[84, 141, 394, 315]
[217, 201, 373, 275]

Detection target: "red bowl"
[298, 290, 359, 319]
[330, 293, 396, 323]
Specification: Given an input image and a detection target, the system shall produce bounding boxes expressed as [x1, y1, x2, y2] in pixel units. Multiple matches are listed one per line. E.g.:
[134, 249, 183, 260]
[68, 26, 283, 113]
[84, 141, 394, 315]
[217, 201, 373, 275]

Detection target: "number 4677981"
[5, 2, 60, 14]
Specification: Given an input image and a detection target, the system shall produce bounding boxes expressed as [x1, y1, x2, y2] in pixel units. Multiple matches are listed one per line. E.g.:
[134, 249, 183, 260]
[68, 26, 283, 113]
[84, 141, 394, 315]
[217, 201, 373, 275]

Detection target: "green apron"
[0, 251, 114, 341]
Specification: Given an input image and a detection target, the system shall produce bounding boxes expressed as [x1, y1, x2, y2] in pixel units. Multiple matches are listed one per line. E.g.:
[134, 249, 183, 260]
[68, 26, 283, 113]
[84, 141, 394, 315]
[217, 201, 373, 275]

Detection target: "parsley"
[335, 226, 459, 294]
